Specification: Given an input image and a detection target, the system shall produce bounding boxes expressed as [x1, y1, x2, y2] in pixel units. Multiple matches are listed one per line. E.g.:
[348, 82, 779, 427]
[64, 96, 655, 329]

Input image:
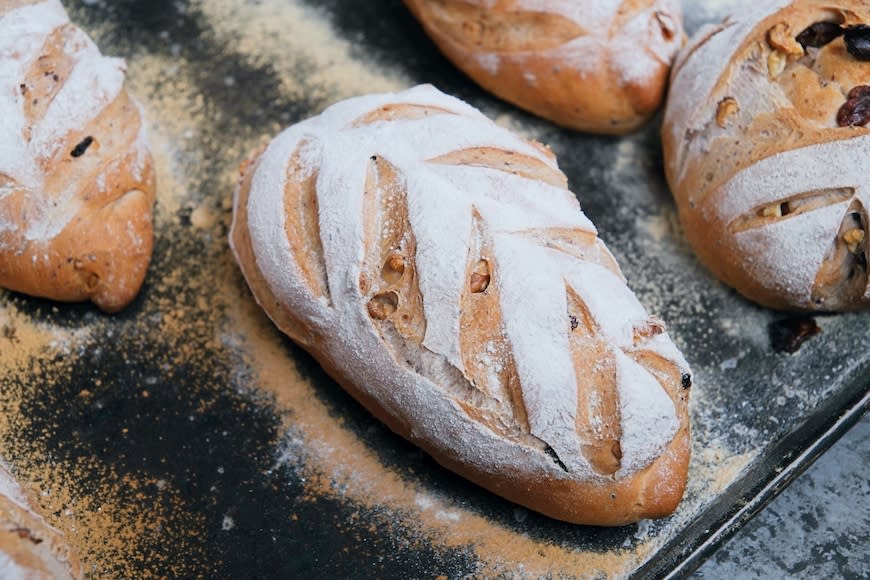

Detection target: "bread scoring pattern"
[664, 0, 870, 310]
[0, 0, 155, 312]
[232, 86, 691, 523]
[403, 0, 684, 133]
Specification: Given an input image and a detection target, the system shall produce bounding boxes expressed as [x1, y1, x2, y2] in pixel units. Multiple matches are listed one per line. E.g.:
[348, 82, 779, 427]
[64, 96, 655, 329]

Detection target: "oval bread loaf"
[663, 0, 870, 311]
[403, 0, 685, 134]
[0, 0, 156, 313]
[0, 464, 81, 579]
[230, 85, 692, 525]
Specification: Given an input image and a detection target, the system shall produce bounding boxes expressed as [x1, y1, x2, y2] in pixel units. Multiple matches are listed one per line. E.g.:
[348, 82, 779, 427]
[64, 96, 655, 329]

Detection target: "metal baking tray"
[2, 0, 868, 577]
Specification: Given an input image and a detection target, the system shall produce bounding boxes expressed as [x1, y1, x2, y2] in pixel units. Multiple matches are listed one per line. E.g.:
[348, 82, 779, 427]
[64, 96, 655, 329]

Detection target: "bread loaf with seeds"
[0, 0, 155, 312]
[230, 85, 691, 525]
[403, 0, 685, 134]
[0, 464, 81, 579]
[663, 0, 870, 311]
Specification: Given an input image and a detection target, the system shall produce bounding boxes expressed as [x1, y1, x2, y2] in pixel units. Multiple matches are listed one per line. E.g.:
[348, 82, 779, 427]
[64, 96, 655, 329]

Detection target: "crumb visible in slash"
[71, 136, 95, 158]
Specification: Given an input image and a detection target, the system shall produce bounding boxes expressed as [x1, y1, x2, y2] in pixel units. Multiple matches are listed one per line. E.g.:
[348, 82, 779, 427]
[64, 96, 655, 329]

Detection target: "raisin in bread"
[663, 0, 870, 311]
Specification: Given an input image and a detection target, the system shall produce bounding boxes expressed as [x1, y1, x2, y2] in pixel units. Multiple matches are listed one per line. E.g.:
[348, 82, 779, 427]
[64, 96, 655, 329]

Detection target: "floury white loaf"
[403, 0, 685, 134]
[0, 0, 156, 312]
[0, 464, 81, 579]
[663, 0, 870, 311]
[230, 85, 692, 525]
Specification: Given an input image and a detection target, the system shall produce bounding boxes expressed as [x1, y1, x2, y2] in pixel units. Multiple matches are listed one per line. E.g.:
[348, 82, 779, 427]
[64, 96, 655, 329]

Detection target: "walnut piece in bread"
[231, 85, 692, 525]
[663, 0, 870, 311]
[0, 464, 81, 579]
[0, 0, 156, 313]
[403, 0, 685, 134]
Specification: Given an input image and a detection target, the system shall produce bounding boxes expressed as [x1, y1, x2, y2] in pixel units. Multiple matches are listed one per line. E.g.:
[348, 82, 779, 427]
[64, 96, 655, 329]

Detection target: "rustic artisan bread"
[0, 464, 81, 579]
[0, 0, 156, 313]
[231, 85, 692, 525]
[402, 0, 685, 134]
[663, 0, 870, 311]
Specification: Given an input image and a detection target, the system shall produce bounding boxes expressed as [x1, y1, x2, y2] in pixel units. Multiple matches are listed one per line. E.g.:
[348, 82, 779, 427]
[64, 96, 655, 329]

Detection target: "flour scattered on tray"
[1, 0, 867, 577]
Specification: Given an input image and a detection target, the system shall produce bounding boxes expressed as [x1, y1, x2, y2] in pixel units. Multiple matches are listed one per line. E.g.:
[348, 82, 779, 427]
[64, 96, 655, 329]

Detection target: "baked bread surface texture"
[0, 0, 156, 313]
[403, 0, 685, 134]
[663, 0, 870, 311]
[0, 464, 81, 580]
[231, 85, 692, 525]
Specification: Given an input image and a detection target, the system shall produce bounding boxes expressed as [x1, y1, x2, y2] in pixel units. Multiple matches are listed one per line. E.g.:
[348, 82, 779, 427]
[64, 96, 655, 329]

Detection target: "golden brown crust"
[663, 1, 870, 311]
[234, 207, 691, 524]
[231, 86, 691, 525]
[0, 0, 156, 313]
[234, 170, 690, 525]
[404, 0, 685, 134]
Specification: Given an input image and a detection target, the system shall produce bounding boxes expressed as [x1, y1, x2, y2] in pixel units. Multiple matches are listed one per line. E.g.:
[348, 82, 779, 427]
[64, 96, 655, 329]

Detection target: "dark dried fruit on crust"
[681, 373, 692, 389]
[837, 86, 870, 127]
[70, 136, 94, 157]
[844, 24, 870, 60]
[796, 21, 844, 49]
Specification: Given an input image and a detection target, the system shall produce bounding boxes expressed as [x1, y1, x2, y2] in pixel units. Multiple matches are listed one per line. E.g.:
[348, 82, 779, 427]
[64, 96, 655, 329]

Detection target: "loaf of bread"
[231, 85, 692, 525]
[0, 0, 156, 313]
[403, 0, 685, 134]
[663, 0, 870, 311]
[0, 464, 81, 579]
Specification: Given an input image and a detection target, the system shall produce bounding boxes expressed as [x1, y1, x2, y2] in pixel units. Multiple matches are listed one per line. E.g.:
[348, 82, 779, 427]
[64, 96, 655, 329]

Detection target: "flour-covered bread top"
[0, 464, 81, 579]
[663, 0, 870, 311]
[0, 0, 155, 312]
[231, 85, 691, 525]
[403, 0, 685, 134]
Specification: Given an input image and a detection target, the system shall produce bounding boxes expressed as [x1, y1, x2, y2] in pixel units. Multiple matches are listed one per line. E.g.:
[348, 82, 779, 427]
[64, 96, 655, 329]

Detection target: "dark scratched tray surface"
[2, 0, 868, 578]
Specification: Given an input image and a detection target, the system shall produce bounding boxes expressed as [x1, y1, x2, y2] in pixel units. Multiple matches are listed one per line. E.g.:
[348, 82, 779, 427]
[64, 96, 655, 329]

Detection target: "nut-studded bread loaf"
[663, 0, 870, 311]
[0, 0, 156, 313]
[230, 85, 692, 525]
[0, 464, 81, 579]
[403, 0, 685, 134]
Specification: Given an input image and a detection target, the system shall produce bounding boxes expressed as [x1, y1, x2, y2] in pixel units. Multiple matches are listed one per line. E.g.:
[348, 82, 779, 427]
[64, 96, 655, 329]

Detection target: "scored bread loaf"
[0, 464, 81, 579]
[403, 0, 685, 134]
[230, 85, 692, 525]
[663, 0, 870, 311]
[0, 0, 156, 313]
